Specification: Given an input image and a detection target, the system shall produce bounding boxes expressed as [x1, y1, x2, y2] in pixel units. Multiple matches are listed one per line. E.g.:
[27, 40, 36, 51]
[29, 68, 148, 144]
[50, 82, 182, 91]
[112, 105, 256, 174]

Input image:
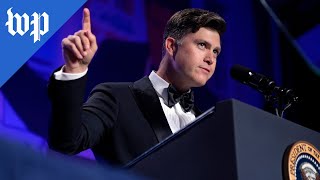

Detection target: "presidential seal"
[284, 141, 320, 180]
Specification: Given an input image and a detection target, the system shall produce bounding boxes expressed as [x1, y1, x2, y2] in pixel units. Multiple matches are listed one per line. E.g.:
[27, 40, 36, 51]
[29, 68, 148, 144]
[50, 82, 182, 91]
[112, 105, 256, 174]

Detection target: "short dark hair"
[162, 8, 226, 55]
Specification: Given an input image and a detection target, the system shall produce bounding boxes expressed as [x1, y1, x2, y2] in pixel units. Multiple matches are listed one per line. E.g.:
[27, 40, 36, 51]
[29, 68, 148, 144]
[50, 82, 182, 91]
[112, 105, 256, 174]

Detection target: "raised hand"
[61, 8, 98, 73]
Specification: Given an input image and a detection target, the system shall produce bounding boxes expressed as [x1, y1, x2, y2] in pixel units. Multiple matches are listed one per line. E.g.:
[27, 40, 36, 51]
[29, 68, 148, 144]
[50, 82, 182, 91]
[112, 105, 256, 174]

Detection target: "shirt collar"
[149, 71, 170, 103]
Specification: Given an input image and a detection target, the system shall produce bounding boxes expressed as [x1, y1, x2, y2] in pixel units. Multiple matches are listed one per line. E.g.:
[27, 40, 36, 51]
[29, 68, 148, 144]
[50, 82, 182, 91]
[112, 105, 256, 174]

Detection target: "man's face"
[170, 27, 221, 90]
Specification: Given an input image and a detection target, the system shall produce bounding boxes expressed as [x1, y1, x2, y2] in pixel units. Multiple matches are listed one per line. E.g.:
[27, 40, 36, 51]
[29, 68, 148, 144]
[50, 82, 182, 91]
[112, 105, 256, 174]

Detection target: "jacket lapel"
[193, 105, 203, 117]
[130, 77, 172, 142]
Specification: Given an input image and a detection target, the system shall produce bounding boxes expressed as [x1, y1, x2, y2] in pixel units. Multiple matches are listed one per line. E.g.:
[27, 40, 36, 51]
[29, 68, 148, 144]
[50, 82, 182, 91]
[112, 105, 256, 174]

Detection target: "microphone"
[230, 64, 299, 104]
[230, 64, 276, 94]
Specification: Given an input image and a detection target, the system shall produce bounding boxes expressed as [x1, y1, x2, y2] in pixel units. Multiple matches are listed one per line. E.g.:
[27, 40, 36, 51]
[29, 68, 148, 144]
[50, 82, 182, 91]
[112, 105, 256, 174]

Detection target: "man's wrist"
[63, 65, 87, 74]
[54, 65, 88, 81]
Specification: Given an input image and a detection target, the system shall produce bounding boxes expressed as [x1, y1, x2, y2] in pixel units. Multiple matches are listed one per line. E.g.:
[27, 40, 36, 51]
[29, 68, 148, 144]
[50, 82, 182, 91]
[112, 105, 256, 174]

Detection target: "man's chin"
[193, 79, 208, 87]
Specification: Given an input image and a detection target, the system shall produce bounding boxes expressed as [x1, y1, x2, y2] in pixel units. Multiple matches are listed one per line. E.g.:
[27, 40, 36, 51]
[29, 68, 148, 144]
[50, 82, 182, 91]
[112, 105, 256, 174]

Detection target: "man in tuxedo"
[48, 8, 226, 166]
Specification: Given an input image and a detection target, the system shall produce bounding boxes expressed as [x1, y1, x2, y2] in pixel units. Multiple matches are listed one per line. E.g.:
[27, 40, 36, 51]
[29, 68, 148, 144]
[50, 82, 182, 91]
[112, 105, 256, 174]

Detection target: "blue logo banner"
[0, 0, 87, 87]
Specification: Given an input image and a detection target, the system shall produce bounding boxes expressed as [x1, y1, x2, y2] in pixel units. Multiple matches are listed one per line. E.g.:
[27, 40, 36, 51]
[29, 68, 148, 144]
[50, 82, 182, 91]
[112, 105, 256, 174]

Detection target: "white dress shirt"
[54, 68, 196, 133]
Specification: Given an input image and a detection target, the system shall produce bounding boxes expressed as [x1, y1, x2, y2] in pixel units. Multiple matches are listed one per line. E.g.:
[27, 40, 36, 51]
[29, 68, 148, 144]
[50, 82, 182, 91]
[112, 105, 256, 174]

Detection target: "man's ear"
[165, 37, 176, 56]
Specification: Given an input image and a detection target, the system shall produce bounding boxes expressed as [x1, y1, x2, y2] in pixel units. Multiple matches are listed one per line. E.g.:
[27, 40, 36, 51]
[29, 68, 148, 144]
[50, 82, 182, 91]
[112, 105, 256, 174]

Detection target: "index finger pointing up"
[82, 8, 91, 31]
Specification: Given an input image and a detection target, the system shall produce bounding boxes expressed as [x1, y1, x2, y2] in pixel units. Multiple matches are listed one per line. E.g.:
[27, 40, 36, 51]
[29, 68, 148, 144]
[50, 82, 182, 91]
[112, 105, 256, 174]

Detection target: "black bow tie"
[167, 84, 194, 112]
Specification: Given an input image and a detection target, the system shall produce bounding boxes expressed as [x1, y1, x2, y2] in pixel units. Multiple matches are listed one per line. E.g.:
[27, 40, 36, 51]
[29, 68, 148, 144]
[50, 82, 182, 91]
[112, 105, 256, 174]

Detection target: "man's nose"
[204, 52, 214, 65]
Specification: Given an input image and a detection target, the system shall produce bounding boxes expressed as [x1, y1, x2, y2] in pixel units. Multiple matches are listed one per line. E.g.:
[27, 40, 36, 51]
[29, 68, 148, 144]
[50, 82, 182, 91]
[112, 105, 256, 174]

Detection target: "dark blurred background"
[0, 0, 319, 160]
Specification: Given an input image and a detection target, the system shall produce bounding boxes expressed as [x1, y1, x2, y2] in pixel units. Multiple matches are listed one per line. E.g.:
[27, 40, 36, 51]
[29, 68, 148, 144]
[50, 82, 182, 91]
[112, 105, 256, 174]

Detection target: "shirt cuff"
[54, 66, 88, 81]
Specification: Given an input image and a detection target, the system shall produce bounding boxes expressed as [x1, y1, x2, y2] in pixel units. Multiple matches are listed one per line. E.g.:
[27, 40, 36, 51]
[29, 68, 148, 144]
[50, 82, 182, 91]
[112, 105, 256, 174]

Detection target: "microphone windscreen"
[230, 64, 252, 83]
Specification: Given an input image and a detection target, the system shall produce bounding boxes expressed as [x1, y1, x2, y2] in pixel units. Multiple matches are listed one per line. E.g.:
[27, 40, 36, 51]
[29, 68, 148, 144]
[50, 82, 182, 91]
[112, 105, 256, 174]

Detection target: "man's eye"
[198, 43, 206, 49]
[213, 49, 220, 55]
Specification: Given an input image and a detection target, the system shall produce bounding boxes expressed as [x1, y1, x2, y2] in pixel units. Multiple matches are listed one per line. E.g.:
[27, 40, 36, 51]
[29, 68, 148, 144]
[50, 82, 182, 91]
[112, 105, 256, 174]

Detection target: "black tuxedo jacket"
[48, 73, 201, 166]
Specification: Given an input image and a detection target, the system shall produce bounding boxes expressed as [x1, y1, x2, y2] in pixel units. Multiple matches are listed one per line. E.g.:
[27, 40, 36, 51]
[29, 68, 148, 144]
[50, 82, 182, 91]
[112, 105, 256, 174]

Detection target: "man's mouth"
[199, 67, 210, 73]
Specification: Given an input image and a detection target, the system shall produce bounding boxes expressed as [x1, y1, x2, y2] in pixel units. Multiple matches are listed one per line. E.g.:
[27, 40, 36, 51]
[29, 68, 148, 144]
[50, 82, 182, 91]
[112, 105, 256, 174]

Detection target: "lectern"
[126, 99, 320, 179]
